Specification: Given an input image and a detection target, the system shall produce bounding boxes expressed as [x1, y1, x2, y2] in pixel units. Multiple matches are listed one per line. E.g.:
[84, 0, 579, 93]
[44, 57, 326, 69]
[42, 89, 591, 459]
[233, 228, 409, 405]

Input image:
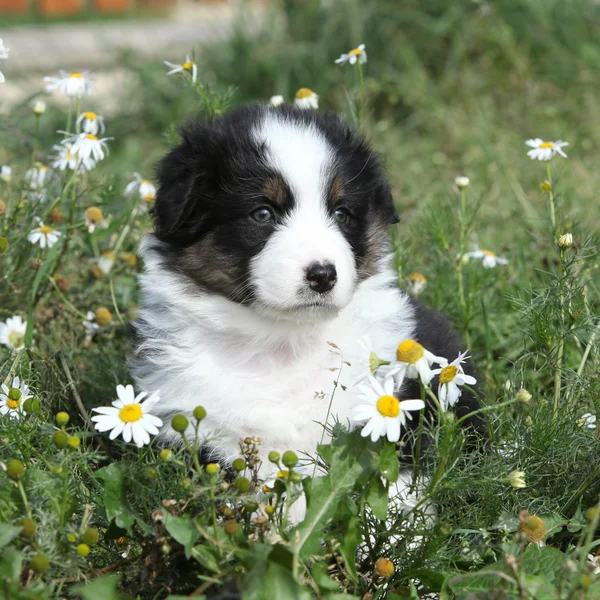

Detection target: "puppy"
[133, 105, 481, 485]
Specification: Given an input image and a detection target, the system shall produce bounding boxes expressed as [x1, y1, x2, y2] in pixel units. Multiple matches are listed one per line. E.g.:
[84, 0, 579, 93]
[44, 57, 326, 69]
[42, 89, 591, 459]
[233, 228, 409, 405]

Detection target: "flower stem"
[552, 247, 566, 422]
[546, 162, 558, 238]
[456, 187, 471, 348]
[356, 63, 365, 126]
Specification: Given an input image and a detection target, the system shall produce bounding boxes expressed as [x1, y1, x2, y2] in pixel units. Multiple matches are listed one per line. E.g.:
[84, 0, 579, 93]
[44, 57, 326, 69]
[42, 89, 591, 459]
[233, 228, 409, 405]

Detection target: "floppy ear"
[153, 124, 217, 247]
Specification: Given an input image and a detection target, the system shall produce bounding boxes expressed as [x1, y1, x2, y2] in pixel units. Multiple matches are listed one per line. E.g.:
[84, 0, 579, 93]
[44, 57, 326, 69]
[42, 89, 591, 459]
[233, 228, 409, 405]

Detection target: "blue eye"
[251, 207, 274, 223]
[334, 207, 350, 223]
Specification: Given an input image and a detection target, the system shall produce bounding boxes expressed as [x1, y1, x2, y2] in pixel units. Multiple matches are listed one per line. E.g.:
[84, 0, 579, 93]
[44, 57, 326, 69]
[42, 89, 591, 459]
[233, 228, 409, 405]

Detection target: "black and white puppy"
[134, 105, 481, 484]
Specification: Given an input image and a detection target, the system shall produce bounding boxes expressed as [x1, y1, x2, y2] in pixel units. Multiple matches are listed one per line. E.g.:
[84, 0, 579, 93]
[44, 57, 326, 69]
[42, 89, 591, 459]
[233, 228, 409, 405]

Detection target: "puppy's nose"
[306, 261, 337, 293]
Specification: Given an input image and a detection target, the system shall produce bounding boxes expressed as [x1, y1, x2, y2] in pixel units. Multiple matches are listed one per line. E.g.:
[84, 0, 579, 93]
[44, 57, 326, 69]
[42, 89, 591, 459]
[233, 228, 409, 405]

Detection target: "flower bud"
[6, 459, 25, 480]
[235, 476, 251, 493]
[265, 504, 275, 515]
[49, 208, 63, 224]
[193, 406, 207, 421]
[95, 307, 112, 326]
[205, 463, 220, 475]
[76, 543, 90, 557]
[30, 553, 50, 573]
[455, 176, 470, 189]
[19, 518, 37, 538]
[270, 95, 285, 107]
[558, 233, 574, 249]
[281, 450, 298, 468]
[31, 258, 42, 271]
[23, 398, 41, 413]
[516, 388, 532, 403]
[85, 206, 103, 224]
[67, 436, 80, 449]
[268, 451, 280, 464]
[171, 414, 189, 433]
[52, 431, 69, 449]
[374, 557, 395, 578]
[33, 100, 46, 115]
[224, 520, 239, 536]
[0, 236, 7, 254]
[82, 528, 99, 545]
[159, 449, 173, 462]
[507, 470, 526, 488]
[518, 515, 546, 542]
[53, 275, 70, 292]
[540, 180, 552, 193]
[8, 388, 21, 401]
[56, 411, 70, 426]
[232, 458, 246, 472]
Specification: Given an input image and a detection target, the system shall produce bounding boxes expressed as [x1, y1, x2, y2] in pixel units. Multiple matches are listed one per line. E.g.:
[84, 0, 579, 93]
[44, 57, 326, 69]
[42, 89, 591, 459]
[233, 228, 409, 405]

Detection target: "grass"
[1, 0, 600, 598]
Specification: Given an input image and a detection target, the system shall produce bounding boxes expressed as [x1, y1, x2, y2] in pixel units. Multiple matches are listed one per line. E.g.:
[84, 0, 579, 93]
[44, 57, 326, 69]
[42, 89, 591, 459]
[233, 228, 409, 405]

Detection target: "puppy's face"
[153, 106, 397, 321]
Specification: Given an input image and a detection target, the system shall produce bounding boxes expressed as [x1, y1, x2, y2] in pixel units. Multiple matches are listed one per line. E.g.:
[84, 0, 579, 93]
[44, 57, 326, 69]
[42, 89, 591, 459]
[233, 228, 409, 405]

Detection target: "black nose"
[306, 262, 337, 293]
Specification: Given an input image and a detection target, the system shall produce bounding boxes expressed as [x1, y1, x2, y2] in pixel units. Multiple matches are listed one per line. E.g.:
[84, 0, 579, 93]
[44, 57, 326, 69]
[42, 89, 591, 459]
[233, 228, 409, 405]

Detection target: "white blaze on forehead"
[252, 113, 334, 211]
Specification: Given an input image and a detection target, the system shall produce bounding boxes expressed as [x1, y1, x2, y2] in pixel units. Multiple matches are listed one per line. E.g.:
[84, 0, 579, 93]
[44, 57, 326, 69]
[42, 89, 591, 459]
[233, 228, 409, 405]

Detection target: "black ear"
[153, 124, 216, 247]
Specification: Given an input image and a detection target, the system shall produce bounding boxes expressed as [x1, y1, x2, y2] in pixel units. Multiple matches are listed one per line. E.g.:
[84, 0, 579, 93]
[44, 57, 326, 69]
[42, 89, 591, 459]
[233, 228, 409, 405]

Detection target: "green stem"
[48, 276, 88, 319]
[454, 395, 521, 428]
[32, 116, 40, 165]
[356, 62, 365, 126]
[553, 248, 566, 422]
[456, 187, 471, 348]
[546, 162, 558, 238]
[17, 481, 31, 517]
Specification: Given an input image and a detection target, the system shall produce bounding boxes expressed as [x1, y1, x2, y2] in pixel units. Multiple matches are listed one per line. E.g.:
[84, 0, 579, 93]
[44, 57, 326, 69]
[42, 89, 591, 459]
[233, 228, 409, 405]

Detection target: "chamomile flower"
[1, 165, 11, 183]
[51, 143, 96, 172]
[91, 384, 163, 448]
[164, 55, 197, 83]
[27, 218, 61, 249]
[294, 88, 319, 110]
[587, 553, 600, 575]
[381, 339, 447, 387]
[91, 251, 116, 275]
[270, 95, 285, 107]
[335, 44, 367, 65]
[0, 315, 27, 351]
[465, 244, 509, 268]
[353, 375, 425, 442]
[44, 70, 93, 98]
[0, 38, 9, 83]
[578, 413, 597, 429]
[406, 272, 427, 296]
[61, 132, 112, 163]
[76, 111, 105, 135]
[455, 176, 470, 189]
[525, 138, 569, 161]
[25, 165, 50, 190]
[83, 311, 100, 340]
[125, 172, 156, 200]
[353, 336, 390, 385]
[0, 377, 32, 420]
[431, 351, 477, 411]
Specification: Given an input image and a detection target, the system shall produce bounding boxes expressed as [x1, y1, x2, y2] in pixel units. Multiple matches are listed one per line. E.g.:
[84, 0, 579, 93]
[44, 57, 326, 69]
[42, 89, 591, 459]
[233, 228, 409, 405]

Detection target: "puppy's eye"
[251, 207, 275, 223]
[334, 207, 350, 224]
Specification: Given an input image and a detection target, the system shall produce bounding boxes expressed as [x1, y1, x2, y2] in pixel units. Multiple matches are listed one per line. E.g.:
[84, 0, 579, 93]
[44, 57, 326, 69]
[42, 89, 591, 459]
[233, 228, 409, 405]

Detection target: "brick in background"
[93, 0, 133, 13]
[38, 0, 84, 16]
[0, 0, 29, 13]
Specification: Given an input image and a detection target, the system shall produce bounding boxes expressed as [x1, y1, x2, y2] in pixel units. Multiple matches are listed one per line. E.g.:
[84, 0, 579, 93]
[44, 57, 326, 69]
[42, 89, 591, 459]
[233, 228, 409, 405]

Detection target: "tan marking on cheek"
[263, 176, 286, 206]
[358, 219, 391, 282]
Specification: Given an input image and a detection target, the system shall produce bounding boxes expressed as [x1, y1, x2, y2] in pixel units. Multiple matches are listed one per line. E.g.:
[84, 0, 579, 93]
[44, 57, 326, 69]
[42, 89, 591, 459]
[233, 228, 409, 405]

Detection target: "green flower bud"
[52, 431, 68, 449]
[30, 553, 50, 574]
[179, 477, 191, 489]
[205, 463, 220, 475]
[67, 436, 80, 449]
[281, 450, 298, 469]
[82, 528, 99, 545]
[143, 466, 158, 481]
[6, 459, 25, 480]
[268, 451, 280, 465]
[8, 388, 21, 401]
[76, 543, 90, 557]
[235, 476, 251, 493]
[171, 414, 189, 433]
[193, 406, 207, 421]
[159, 449, 173, 462]
[55, 411, 70, 426]
[0, 237, 8, 253]
[19, 518, 37, 538]
[232, 458, 246, 472]
[23, 397, 41, 413]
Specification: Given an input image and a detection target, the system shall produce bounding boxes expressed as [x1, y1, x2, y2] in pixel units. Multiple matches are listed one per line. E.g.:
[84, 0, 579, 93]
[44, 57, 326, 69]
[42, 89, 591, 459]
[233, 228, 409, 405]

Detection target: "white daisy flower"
[335, 44, 367, 65]
[380, 339, 447, 387]
[525, 138, 569, 161]
[0, 38, 9, 84]
[353, 376, 425, 443]
[91, 384, 163, 448]
[0, 315, 27, 351]
[91, 251, 116, 275]
[578, 413, 597, 429]
[51, 143, 96, 173]
[44, 70, 93, 98]
[587, 554, 600, 575]
[455, 176, 470, 189]
[164, 55, 198, 83]
[353, 335, 390, 385]
[76, 111, 105, 136]
[25, 165, 50, 190]
[269, 95, 285, 107]
[1, 165, 11, 183]
[124, 172, 156, 200]
[406, 272, 427, 296]
[465, 245, 509, 268]
[83, 311, 100, 340]
[27, 217, 61, 249]
[0, 377, 32, 420]
[294, 88, 319, 110]
[61, 132, 112, 163]
[431, 351, 477, 411]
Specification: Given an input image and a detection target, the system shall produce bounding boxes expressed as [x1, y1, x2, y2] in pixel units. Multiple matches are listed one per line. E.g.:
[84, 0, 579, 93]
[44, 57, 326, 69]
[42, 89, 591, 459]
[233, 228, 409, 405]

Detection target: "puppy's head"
[153, 105, 397, 321]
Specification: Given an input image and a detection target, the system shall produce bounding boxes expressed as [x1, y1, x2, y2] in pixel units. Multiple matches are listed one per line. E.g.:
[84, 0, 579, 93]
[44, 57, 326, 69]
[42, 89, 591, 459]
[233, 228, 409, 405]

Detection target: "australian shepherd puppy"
[134, 105, 481, 486]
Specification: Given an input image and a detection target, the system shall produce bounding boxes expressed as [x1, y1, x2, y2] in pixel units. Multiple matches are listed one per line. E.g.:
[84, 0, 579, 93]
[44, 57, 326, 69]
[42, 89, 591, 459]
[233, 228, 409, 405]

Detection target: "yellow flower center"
[439, 365, 457, 384]
[7, 398, 21, 409]
[119, 403, 143, 423]
[143, 193, 156, 202]
[295, 88, 313, 99]
[69, 72, 84, 79]
[376, 395, 400, 418]
[182, 61, 194, 70]
[65, 151, 75, 160]
[83, 112, 97, 120]
[396, 340, 424, 364]
[40, 166, 49, 172]
[86, 207, 103, 223]
[408, 272, 426, 283]
[349, 48, 362, 56]
[86, 134, 98, 141]
[39, 225, 53, 234]
[8, 331, 24, 348]
[482, 249, 496, 257]
[539, 142, 554, 149]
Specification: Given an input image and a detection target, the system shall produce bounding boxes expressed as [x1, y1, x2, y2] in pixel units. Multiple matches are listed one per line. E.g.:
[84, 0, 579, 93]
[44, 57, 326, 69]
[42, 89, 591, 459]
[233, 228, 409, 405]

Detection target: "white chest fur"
[134, 236, 416, 475]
